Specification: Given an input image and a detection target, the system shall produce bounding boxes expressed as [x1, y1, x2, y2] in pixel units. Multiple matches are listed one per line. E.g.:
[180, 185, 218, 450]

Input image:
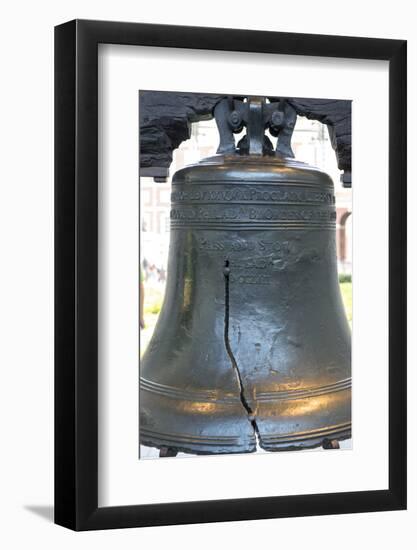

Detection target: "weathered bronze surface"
[140, 152, 351, 454]
[140, 97, 351, 455]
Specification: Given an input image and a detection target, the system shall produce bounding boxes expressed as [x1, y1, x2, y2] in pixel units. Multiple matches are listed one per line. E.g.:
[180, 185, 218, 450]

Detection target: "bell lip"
[139, 425, 352, 456]
[139, 439, 258, 456]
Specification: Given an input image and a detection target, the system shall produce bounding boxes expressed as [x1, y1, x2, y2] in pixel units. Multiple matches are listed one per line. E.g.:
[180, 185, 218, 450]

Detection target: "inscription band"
[171, 221, 336, 230]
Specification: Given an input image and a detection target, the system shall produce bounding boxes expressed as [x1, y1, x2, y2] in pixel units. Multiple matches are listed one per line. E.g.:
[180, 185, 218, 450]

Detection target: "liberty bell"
[140, 97, 351, 455]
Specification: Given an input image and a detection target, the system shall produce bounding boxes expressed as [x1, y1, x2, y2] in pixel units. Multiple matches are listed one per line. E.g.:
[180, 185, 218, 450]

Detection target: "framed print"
[55, 19, 406, 530]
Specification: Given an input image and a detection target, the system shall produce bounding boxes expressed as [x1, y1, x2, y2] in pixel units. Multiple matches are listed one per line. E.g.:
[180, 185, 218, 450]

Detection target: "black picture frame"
[55, 19, 407, 531]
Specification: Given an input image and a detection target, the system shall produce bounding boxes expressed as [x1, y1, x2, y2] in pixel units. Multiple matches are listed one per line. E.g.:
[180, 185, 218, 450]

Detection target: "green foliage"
[143, 285, 164, 315]
[339, 273, 352, 284]
[339, 282, 352, 325]
[145, 301, 163, 315]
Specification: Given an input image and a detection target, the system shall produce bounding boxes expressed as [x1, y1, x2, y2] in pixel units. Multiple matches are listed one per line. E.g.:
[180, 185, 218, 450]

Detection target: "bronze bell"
[140, 97, 351, 455]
